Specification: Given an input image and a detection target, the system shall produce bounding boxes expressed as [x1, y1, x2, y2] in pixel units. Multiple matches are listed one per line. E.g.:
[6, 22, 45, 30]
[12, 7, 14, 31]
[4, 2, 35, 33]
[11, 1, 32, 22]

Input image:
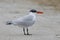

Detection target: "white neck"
[29, 12, 36, 21]
[29, 12, 36, 15]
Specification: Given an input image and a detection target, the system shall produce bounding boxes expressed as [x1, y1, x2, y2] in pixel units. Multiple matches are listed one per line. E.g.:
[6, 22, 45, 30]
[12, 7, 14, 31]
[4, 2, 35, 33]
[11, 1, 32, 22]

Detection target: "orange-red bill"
[37, 11, 43, 14]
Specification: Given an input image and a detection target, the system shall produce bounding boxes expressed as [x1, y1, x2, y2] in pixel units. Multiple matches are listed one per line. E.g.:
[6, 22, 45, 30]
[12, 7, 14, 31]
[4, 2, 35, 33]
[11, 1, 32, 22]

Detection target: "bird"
[6, 9, 43, 35]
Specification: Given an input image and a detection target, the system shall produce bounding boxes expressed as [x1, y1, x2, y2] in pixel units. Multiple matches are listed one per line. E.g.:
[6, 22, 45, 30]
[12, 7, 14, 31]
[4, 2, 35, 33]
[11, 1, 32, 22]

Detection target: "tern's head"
[30, 9, 43, 14]
[30, 9, 37, 13]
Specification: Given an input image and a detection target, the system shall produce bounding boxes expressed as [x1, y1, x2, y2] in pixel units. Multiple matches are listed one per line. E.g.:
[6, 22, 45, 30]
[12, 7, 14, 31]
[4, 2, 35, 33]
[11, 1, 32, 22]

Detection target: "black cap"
[30, 9, 37, 13]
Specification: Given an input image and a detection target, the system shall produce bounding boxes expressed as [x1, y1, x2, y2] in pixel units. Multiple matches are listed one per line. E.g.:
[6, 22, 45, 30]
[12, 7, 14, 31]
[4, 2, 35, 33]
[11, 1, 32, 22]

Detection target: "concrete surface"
[0, 0, 60, 40]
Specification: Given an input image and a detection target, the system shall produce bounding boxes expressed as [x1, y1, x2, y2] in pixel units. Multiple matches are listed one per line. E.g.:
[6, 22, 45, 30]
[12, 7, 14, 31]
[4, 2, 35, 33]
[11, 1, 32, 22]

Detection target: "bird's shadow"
[6, 33, 41, 37]
[6, 34, 31, 37]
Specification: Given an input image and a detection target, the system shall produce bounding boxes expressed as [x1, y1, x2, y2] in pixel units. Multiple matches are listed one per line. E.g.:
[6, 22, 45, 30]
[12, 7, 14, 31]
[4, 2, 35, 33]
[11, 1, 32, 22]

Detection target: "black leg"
[23, 28, 26, 35]
[27, 28, 29, 35]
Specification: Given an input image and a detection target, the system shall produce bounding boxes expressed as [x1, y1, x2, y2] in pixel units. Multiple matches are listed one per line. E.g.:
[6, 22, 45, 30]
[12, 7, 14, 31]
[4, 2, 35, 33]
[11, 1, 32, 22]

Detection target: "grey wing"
[22, 15, 34, 21]
[20, 15, 35, 26]
[12, 15, 34, 26]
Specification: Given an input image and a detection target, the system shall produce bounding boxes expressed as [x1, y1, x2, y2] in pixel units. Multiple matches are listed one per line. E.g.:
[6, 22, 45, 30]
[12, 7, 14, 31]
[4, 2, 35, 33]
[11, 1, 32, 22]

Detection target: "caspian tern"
[6, 9, 43, 35]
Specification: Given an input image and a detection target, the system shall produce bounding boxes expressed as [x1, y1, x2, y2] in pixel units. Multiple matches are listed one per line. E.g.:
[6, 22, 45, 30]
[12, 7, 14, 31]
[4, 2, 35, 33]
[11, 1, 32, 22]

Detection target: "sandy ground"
[0, 0, 60, 40]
